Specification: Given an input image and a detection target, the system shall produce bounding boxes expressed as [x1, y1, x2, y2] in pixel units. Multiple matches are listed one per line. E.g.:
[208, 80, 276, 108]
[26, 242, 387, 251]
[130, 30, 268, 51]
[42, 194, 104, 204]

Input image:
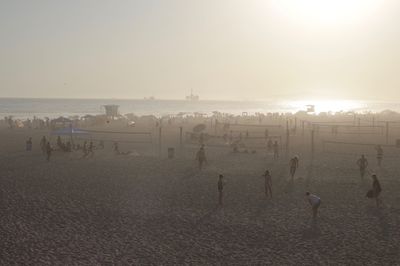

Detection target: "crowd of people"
[24, 131, 385, 221]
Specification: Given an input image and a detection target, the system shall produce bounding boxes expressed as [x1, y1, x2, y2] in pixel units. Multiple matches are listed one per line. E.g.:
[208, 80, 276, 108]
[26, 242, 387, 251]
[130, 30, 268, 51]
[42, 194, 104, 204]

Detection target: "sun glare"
[270, 0, 381, 27]
[286, 99, 364, 114]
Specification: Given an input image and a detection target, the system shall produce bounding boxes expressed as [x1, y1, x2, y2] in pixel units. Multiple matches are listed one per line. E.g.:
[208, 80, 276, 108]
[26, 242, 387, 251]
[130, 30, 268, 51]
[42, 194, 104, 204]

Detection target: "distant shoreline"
[1, 98, 399, 119]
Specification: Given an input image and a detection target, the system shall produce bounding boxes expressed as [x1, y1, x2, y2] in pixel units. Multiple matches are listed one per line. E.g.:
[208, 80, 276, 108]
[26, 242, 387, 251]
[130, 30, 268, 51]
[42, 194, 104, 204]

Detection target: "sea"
[0, 98, 398, 119]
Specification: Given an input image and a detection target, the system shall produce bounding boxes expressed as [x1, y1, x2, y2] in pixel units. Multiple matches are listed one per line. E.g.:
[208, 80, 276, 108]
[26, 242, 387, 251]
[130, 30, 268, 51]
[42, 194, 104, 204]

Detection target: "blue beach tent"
[51, 127, 90, 136]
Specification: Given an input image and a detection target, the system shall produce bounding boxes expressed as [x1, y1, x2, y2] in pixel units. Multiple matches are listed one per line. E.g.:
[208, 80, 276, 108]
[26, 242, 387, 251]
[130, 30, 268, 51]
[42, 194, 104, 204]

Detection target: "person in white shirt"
[306, 192, 321, 219]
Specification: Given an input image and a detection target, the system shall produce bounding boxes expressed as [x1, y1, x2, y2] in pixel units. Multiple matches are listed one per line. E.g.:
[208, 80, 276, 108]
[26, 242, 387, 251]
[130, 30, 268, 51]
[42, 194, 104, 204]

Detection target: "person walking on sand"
[218, 174, 225, 206]
[196, 144, 207, 170]
[273, 141, 279, 159]
[88, 141, 94, 158]
[370, 174, 382, 207]
[45, 142, 52, 161]
[356, 154, 368, 180]
[375, 145, 383, 167]
[306, 192, 321, 219]
[263, 170, 272, 198]
[26, 137, 33, 151]
[289, 156, 299, 181]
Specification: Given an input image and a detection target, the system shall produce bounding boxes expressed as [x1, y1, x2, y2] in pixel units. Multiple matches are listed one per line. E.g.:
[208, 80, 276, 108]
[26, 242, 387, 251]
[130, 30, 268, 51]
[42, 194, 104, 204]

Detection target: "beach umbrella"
[193, 124, 206, 133]
[52, 116, 73, 123]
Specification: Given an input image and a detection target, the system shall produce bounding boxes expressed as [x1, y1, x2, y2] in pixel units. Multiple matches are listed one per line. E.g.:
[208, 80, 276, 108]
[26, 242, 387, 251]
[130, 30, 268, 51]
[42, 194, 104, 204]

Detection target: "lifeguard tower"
[103, 105, 120, 119]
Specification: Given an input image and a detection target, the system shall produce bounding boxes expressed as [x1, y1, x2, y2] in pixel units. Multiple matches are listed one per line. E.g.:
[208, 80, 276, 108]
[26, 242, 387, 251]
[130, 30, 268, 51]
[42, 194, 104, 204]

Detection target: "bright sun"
[270, 0, 381, 27]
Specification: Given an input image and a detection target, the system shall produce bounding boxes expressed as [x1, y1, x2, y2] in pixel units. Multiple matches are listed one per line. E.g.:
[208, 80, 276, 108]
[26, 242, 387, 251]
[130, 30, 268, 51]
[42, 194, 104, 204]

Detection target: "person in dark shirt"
[196, 145, 207, 170]
[45, 142, 52, 161]
[356, 155, 368, 180]
[263, 170, 272, 198]
[372, 174, 382, 207]
[26, 137, 33, 151]
[289, 156, 299, 181]
[66, 141, 72, 152]
[375, 145, 383, 167]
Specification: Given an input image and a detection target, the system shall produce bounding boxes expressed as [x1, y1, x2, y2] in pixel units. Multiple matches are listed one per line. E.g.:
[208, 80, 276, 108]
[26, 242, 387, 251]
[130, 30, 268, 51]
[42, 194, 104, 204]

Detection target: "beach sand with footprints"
[1, 115, 400, 265]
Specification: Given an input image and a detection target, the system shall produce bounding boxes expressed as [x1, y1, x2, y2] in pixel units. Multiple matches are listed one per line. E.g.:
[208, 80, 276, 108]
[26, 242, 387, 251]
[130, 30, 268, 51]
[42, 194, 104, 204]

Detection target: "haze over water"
[1, 98, 399, 119]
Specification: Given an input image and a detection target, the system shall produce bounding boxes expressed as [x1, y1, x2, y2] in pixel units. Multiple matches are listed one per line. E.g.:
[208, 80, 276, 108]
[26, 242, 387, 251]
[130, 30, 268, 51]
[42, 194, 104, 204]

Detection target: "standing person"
[113, 142, 120, 155]
[88, 141, 94, 157]
[273, 141, 279, 159]
[218, 174, 225, 206]
[356, 155, 369, 180]
[267, 139, 273, 152]
[223, 133, 228, 144]
[306, 192, 321, 219]
[57, 136, 63, 149]
[264, 129, 269, 141]
[26, 137, 33, 151]
[375, 145, 383, 167]
[289, 156, 299, 181]
[82, 141, 88, 158]
[196, 144, 207, 170]
[66, 141, 72, 152]
[371, 174, 382, 207]
[40, 136, 47, 154]
[45, 142, 52, 161]
[263, 170, 272, 198]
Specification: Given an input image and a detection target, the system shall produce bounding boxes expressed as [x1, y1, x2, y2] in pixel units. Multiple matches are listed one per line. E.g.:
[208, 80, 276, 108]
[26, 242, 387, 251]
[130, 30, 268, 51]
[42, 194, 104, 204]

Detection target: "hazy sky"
[1, 0, 399, 101]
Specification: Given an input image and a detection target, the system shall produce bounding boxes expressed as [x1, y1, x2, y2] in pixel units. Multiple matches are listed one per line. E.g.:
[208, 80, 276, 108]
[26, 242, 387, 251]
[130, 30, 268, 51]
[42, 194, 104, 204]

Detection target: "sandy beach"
[1, 114, 399, 265]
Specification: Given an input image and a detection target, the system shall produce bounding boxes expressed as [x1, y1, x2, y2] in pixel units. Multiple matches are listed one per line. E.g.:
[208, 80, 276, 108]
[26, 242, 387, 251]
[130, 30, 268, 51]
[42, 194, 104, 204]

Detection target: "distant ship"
[186, 89, 199, 101]
[144, 96, 156, 100]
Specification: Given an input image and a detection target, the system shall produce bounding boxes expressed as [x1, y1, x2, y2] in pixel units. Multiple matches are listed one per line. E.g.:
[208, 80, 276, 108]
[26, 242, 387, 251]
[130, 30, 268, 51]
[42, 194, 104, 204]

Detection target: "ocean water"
[0, 98, 398, 119]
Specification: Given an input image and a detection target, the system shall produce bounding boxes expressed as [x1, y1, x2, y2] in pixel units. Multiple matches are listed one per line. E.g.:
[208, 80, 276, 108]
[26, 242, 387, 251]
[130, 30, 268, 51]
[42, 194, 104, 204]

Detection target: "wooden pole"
[286, 120, 290, 158]
[311, 129, 315, 162]
[386, 121, 389, 144]
[159, 126, 162, 157]
[179, 126, 183, 152]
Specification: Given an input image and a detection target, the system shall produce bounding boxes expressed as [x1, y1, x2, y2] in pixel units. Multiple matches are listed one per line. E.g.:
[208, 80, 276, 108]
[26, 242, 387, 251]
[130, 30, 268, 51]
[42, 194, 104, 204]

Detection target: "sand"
[1, 115, 400, 265]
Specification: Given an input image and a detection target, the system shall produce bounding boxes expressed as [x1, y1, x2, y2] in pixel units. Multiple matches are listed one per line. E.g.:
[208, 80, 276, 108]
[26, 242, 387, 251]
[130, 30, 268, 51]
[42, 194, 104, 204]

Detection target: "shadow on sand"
[302, 219, 321, 240]
[365, 206, 390, 239]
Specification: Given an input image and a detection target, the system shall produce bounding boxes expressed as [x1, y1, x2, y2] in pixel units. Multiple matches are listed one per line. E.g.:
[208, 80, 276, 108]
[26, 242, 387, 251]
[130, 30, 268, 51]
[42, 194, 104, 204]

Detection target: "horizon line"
[0, 96, 395, 103]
